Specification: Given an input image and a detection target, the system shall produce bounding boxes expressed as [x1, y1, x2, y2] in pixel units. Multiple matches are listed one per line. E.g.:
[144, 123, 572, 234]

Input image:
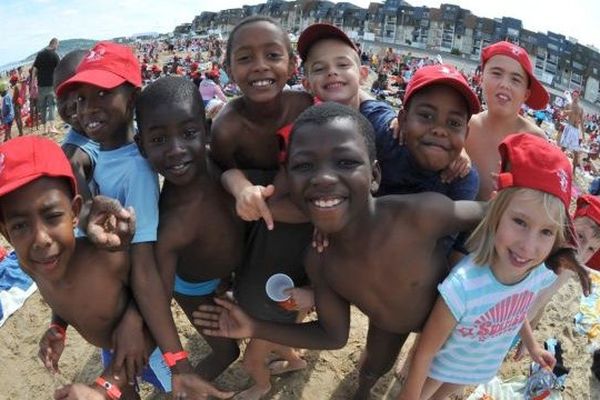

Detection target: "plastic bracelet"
[48, 323, 66, 341]
[162, 351, 189, 367]
[95, 376, 122, 400]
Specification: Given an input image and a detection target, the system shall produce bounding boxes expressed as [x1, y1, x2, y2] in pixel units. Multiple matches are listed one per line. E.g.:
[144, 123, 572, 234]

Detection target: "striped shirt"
[429, 255, 556, 384]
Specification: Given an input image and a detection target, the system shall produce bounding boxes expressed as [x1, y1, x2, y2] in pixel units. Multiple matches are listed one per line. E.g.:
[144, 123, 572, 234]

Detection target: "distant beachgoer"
[32, 38, 60, 134]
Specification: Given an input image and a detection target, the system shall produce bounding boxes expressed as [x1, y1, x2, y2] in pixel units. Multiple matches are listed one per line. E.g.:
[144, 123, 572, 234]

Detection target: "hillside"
[1, 38, 97, 71]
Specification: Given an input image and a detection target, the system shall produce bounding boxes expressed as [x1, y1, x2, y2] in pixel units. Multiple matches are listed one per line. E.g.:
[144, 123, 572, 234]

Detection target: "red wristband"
[95, 376, 122, 400]
[163, 351, 189, 367]
[49, 323, 66, 341]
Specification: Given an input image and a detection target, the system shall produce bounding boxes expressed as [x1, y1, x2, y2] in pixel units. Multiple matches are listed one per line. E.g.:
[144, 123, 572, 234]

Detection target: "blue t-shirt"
[62, 128, 101, 194]
[429, 255, 556, 385]
[93, 143, 159, 243]
[359, 99, 479, 200]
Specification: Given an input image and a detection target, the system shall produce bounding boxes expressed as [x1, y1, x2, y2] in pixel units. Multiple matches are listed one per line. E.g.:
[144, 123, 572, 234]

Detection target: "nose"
[166, 137, 186, 158]
[310, 165, 338, 188]
[431, 122, 448, 137]
[32, 222, 53, 250]
[252, 54, 269, 72]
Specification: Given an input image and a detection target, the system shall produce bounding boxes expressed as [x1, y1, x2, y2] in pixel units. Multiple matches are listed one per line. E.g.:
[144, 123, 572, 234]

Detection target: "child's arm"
[413, 193, 486, 238]
[38, 313, 68, 374]
[398, 297, 458, 400]
[519, 320, 556, 370]
[129, 243, 190, 366]
[194, 253, 350, 350]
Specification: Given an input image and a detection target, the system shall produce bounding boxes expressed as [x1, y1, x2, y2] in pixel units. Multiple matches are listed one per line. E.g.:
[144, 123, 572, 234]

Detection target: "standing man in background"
[33, 38, 60, 134]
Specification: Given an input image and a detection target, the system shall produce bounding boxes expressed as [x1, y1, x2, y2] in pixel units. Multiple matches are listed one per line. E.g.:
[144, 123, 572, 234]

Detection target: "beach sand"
[0, 277, 599, 399]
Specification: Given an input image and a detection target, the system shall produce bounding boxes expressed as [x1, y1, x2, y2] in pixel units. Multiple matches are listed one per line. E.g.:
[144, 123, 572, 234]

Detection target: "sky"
[1, 0, 599, 66]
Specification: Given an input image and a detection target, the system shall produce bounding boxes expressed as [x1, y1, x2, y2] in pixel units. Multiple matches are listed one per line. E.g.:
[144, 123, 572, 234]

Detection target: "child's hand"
[38, 325, 66, 374]
[172, 373, 234, 399]
[54, 384, 105, 400]
[110, 308, 149, 385]
[390, 118, 404, 144]
[312, 227, 329, 253]
[440, 151, 472, 183]
[192, 297, 254, 339]
[530, 346, 556, 371]
[288, 287, 315, 312]
[236, 184, 275, 230]
[83, 196, 136, 250]
[546, 247, 591, 296]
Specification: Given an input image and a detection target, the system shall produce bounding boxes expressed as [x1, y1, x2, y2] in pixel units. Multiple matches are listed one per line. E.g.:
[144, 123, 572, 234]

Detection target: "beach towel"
[574, 269, 600, 339]
[0, 251, 37, 327]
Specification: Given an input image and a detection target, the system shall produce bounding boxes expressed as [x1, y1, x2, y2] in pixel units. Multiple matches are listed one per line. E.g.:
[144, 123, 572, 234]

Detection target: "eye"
[9, 221, 28, 234]
[98, 90, 107, 97]
[150, 136, 167, 144]
[290, 162, 312, 172]
[448, 119, 465, 129]
[417, 112, 433, 121]
[337, 159, 360, 169]
[184, 129, 199, 139]
[77, 95, 84, 102]
[541, 228, 555, 237]
[267, 52, 283, 60]
[513, 217, 526, 227]
[311, 66, 324, 73]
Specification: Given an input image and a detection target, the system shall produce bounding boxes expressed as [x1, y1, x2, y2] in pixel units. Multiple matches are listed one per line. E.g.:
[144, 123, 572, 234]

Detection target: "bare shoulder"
[282, 90, 313, 117]
[378, 192, 452, 225]
[518, 115, 546, 138]
[211, 100, 244, 136]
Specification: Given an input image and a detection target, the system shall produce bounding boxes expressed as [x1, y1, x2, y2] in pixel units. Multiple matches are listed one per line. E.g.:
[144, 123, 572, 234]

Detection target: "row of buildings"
[177, 0, 600, 106]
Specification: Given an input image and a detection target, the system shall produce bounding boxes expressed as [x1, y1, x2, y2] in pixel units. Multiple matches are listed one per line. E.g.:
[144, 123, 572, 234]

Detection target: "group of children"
[0, 16, 595, 400]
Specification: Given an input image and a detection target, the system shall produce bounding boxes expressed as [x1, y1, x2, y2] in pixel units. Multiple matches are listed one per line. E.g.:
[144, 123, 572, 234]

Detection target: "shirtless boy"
[194, 102, 486, 399]
[466, 41, 549, 200]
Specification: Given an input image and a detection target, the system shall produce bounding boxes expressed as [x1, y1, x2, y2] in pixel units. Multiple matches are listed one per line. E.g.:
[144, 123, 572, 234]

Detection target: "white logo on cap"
[510, 45, 522, 57]
[86, 46, 106, 62]
[0, 153, 4, 176]
[557, 169, 568, 193]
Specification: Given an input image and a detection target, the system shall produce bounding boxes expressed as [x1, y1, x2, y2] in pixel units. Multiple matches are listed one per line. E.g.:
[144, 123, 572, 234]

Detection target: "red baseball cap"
[0, 136, 77, 198]
[575, 195, 600, 223]
[403, 64, 480, 116]
[297, 23, 358, 62]
[497, 133, 575, 245]
[56, 41, 142, 97]
[481, 41, 549, 110]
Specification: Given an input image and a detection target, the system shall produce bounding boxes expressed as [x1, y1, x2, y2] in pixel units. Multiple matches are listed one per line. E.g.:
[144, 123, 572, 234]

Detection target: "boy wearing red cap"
[56, 42, 207, 397]
[0, 137, 231, 400]
[466, 41, 549, 201]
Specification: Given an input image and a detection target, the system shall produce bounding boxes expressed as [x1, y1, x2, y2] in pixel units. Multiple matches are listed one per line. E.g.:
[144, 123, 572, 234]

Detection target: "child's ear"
[301, 76, 312, 94]
[370, 160, 382, 194]
[358, 65, 369, 85]
[71, 195, 83, 228]
[134, 134, 148, 158]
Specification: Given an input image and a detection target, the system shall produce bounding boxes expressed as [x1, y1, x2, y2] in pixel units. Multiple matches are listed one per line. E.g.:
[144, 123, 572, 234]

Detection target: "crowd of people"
[1, 16, 600, 400]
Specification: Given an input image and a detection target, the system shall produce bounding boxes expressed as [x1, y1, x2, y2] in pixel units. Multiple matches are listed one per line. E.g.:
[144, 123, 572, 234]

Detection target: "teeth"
[497, 94, 509, 101]
[87, 121, 101, 129]
[325, 82, 343, 89]
[313, 198, 343, 208]
[252, 79, 273, 87]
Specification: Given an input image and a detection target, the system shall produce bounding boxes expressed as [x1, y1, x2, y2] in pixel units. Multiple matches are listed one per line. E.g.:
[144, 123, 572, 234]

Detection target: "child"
[53, 49, 100, 200]
[195, 102, 488, 400]
[55, 41, 204, 395]
[1, 80, 15, 141]
[398, 133, 573, 399]
[526, 194, 600, 331]
[212, 15, 313, 229]
[0, 137, 230, 400]
[9, 75, 24, 137]
[466, 41, 549, 200]
[28, 68, 40, 131]
[209, 16, 315, 399]
[134, 76, 244, 380]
